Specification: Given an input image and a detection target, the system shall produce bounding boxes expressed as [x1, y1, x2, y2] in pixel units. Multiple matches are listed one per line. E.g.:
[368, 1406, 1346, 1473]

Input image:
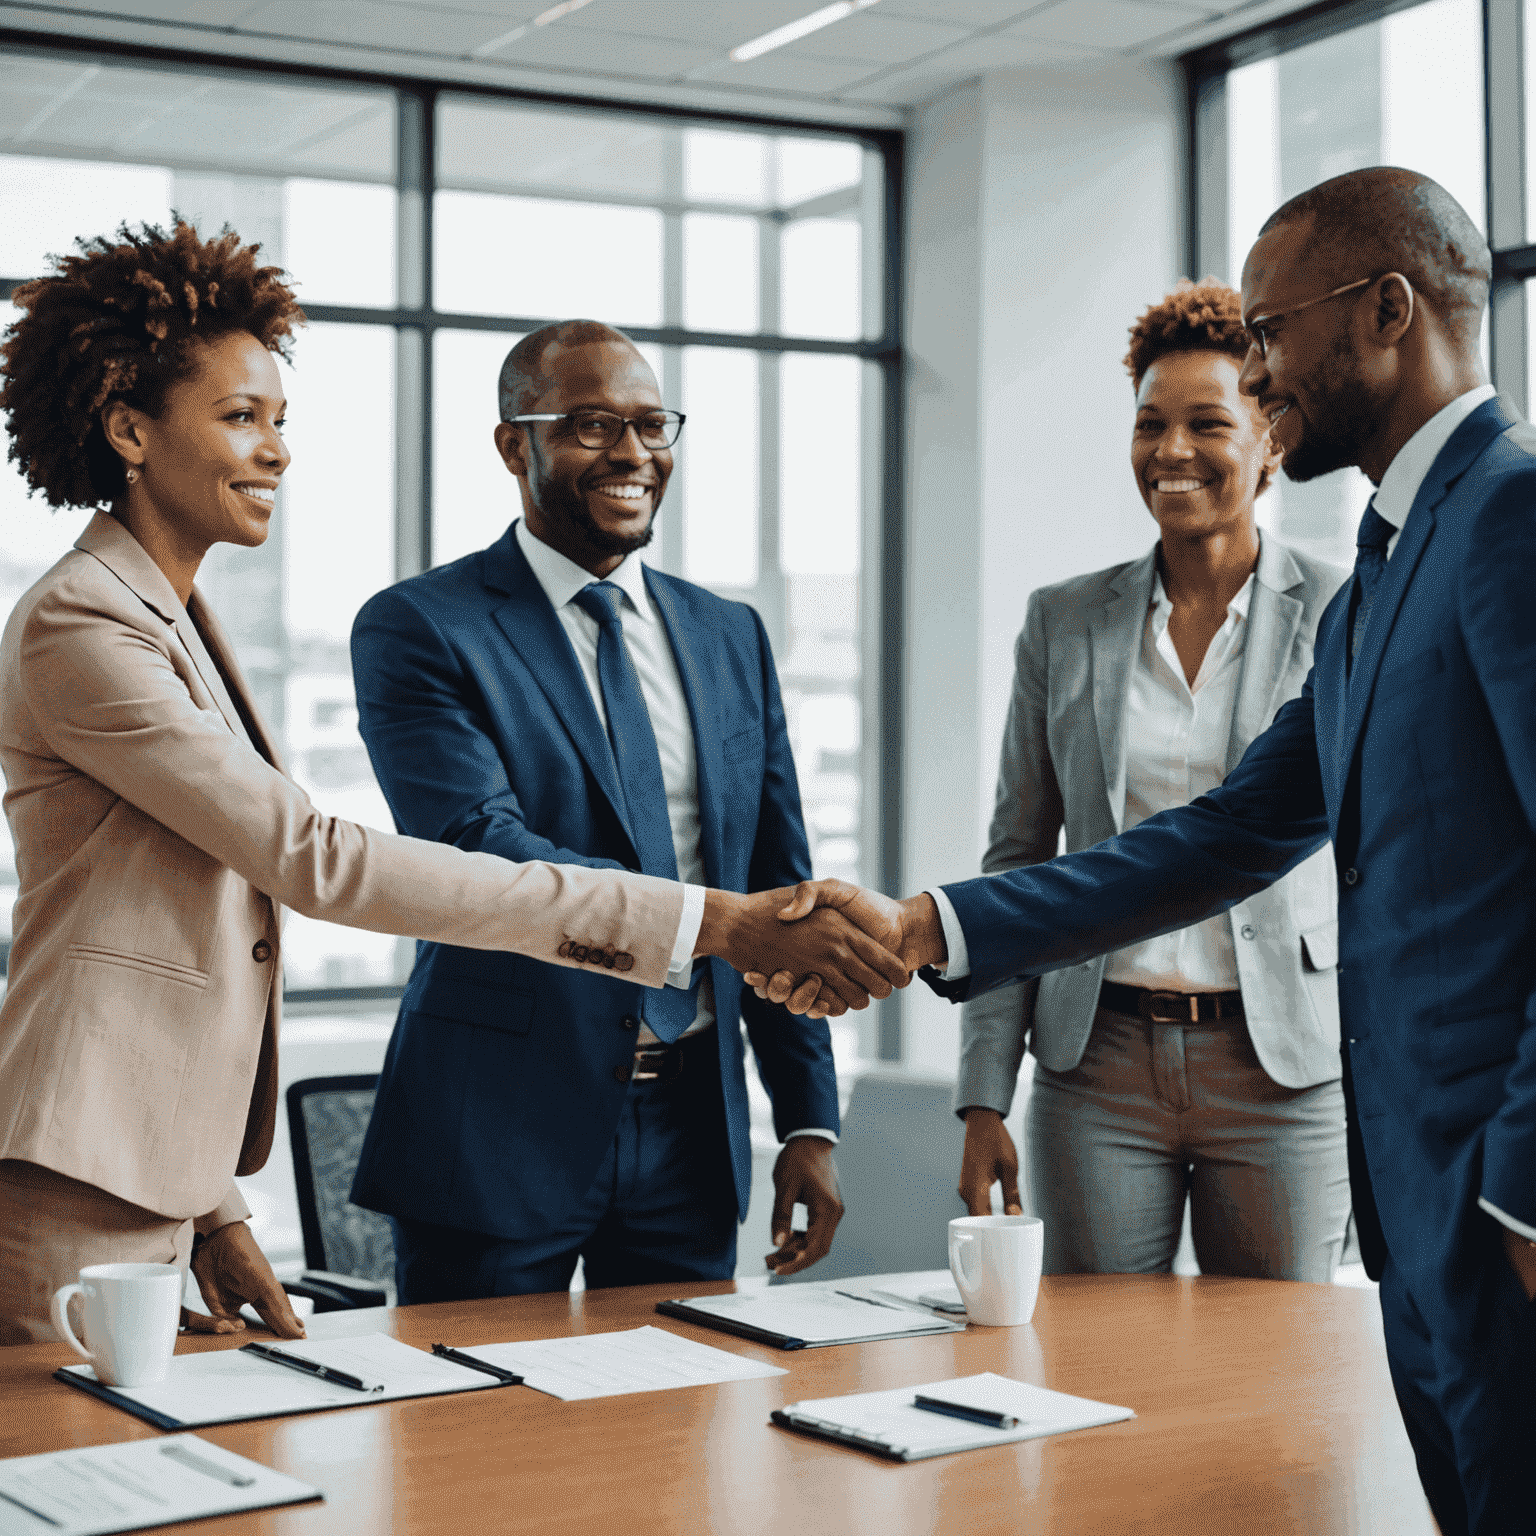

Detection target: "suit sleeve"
[1458, 470, 1536, 1231]
[957, 599, 1059, 1115]
[929, 670, 1330, 1002]
[351, 585, 626, 871]
[22, 582, 683, 986]
[737, 609, 841, 1140]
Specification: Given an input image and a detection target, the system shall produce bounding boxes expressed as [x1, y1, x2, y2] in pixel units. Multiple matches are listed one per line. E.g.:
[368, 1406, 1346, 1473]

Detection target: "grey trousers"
[1026, 1005, 1350, 1281]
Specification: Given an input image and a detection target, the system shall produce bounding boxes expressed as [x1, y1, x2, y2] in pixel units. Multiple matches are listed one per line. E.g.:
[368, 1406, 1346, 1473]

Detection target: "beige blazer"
[0, 514, 683, 1225]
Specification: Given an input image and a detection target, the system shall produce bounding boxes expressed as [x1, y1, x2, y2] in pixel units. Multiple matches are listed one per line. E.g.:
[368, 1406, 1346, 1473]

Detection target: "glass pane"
[0, 56, 395, 303]
[684, 129, 768, 207]
[778, 138, 863, 208]
[780, 219, 861, 341]
[683, 213, 759, 334]
[1225, 0, 1483, 574]
[681, 347, 758, 587]
[432, 328, 524, 567]
[780, 353, 860, 576]
[434, 192, 663, 326]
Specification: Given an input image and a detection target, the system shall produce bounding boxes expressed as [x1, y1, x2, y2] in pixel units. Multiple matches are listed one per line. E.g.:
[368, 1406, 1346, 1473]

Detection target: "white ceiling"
[0, 0, 1321, 124]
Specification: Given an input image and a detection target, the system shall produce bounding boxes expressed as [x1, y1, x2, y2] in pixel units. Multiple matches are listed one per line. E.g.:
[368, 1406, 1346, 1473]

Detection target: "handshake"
[693, 879, 950, 1018]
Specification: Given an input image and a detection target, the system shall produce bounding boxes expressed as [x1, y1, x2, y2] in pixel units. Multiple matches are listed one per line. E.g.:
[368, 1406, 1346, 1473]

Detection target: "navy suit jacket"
[347, 523, 838, 1241]
[932, 396, 1536, 1345]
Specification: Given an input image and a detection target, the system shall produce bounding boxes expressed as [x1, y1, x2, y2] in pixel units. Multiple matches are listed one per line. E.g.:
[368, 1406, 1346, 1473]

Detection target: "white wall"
[900, 61, 1187, 1076]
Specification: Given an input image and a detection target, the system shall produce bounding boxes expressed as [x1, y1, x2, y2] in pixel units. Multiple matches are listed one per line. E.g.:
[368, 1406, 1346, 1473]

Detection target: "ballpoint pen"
[239, 1342, 385, 1393]
[431, 1344, 524, 1384]
[911, 1394, 1022, 1429]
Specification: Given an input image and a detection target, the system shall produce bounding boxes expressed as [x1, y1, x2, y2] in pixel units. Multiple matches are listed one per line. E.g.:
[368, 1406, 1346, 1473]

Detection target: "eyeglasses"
[504, 409, 686, 451]
[1244, 276, 1375, 359]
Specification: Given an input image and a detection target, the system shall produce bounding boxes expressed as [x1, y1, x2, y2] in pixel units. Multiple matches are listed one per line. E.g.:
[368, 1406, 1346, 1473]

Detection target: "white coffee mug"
[50, 1262, 183, 1387]
[948, 1214, 1044, 1327]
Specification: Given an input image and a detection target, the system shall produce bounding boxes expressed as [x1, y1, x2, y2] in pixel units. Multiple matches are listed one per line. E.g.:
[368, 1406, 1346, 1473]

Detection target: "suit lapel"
[1090, 554, 1154, 832]
[646, 568, 724, 888]
[1226, 537, 1305, 774]
[183, 590, 286, 769]
[484, 531, 635, 846]
[1337, 396, 1518, 782]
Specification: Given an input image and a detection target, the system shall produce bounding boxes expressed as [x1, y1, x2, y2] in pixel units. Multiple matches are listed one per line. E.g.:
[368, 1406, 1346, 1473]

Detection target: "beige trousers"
[0, 1160, 192, 1345]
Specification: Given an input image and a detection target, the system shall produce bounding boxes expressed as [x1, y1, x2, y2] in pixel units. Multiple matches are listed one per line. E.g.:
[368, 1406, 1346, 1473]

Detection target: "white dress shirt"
[1101, 572, 1254, 990]
[516, 522, 834, 1140]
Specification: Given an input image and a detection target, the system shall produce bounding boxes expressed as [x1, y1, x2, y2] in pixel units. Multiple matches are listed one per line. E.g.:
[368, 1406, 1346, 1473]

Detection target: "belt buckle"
[1144, 990, 1197, 1024]
[632, 1045, 676, 1082]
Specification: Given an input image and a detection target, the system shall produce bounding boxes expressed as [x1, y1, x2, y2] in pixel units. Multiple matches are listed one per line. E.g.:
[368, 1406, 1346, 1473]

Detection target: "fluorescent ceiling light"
[729, 0, 882, 63]
[473, 0, 597, 57]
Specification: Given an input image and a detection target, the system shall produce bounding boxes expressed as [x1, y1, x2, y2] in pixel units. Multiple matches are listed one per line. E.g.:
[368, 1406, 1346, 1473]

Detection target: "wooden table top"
[0, 1275, 1431, 1536]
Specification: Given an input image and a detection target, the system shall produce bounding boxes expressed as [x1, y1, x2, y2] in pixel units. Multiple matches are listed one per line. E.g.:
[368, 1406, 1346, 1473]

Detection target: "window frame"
[0, 30, 907, 1049]
[1184, 0, 1530, 413]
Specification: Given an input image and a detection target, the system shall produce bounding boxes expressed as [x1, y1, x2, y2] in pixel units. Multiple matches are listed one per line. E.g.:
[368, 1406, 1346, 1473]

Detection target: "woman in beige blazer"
[0, 222, 900, 1343]
[955, 281, 1352, 1281]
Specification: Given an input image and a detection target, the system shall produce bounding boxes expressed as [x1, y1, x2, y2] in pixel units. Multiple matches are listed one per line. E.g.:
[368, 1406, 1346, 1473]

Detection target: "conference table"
[0, 1274, 1433, 1535]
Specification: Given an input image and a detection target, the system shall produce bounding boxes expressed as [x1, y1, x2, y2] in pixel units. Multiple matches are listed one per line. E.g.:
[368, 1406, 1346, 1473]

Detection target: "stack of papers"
[0, 1435, 317, 1535]
[657, 1282, 966, 1348]
[445, 1326, 787, 1400]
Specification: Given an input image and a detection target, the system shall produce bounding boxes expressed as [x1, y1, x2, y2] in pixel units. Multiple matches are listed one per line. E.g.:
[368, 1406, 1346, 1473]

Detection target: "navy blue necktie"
[573, 581, 698, 1044]
[1351, 497, 1395, 662]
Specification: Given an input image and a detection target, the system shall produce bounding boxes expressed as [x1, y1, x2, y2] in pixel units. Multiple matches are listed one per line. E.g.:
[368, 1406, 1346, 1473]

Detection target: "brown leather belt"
[1099, 981, 1245, 1024]
[625, 1026, 713, 1084]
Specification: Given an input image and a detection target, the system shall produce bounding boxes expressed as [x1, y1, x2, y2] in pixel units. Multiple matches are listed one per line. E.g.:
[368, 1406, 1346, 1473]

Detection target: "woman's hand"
[187, 1220, 306, 1339]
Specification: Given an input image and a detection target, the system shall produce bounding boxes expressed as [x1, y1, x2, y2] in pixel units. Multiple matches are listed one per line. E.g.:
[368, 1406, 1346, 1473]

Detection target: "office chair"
[284, 1074, 395, 1311]
[777, 1068, 969, 1284]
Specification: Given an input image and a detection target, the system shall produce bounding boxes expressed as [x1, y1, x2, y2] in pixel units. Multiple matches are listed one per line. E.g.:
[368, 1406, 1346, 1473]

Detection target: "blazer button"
[1343, 867, 1359, 886]
[252, 940, 273, 962]
[612, 1064, 632, 1084]
[614, 952, 635, 972]
[1239, 924, 1257, 940]
[620, 1015, 639, 1031]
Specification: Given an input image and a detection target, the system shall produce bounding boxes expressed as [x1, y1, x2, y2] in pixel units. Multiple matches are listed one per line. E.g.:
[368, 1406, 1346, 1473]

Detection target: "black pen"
[912, 1394, 1022, 1430]
[431, 1344, 524, 1384]
[833, 1290, 901, 1310]
[240, 1342, 384, 1393]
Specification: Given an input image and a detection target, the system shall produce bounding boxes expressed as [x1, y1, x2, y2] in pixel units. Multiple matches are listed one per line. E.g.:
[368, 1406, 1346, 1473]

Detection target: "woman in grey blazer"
[956, 281, 1352, 1280]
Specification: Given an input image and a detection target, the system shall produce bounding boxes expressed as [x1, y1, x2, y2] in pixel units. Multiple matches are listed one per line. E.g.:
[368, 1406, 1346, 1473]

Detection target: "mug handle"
[950, 1230, 980, 1292]
[50, 1282, 94, 1363]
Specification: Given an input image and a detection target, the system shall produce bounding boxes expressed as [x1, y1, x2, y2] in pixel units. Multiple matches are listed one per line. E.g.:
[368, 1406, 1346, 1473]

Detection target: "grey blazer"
[957, 535, 1349, 1113]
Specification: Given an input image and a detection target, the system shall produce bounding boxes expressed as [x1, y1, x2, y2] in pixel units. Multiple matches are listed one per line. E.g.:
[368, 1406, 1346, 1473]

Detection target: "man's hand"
[187, 1221, 306, 1339]
[958, 1108, 1023, 1217]
[1501, 1223, 1536, 1301]
[695, 886, 907, 1014]
[741, 882, 948, 1016]
[765, 1137, 844, 1277]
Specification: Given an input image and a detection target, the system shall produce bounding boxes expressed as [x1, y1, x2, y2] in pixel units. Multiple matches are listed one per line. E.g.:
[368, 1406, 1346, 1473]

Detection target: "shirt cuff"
[1479, 1196, 1536, 1242]
[785, 1128, 839, 1144]
[926, 887, 971, 978]
[669, 884, 707, 987]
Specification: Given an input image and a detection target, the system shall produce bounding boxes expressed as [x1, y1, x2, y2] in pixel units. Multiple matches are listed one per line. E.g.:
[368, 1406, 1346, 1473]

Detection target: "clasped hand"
[697, 880, 946, 1017]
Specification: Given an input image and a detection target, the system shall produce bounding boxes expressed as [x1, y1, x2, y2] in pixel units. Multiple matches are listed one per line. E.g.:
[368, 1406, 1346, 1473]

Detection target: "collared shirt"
[1101, 571, 1254, 991]
[1373, 383, 1497, 560]
[515, 521, 835, 1142]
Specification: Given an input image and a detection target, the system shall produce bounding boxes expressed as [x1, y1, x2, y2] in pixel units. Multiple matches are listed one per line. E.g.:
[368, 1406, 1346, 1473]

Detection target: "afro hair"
[1124, 278, 1251, 392]
[0, 218, 304, 510]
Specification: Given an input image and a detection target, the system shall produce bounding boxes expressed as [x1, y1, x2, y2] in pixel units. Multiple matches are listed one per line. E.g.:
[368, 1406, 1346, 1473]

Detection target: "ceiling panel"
[34, 0, 261, 19]
[237, 0, 518, 55]
[780, 12, 972, 64]
[691, 51, 885, 94]
[873, 0, 1046, 21]
[557, 0, 816, 48]
[1008, 0, 1215, 48]
[489, 25, 719, 76]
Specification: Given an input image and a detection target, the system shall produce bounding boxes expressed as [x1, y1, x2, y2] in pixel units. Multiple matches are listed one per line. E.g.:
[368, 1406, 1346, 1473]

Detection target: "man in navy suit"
[349, 320, 851, 1298]
[762, 169, 1536, 1533]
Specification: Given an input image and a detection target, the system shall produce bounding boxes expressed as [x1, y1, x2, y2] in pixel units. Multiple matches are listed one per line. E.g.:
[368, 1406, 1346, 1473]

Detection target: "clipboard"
[657, 1283, 966, 1350]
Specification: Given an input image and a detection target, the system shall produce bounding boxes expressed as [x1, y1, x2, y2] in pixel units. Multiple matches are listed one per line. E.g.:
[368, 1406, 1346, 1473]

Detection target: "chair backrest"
[779, 1068, 968, 1284]
[286, 1075, 395, 1289]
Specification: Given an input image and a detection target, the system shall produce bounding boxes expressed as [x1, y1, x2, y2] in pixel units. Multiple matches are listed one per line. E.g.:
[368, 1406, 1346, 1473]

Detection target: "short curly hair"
[1124, 277, 1251, 391]
[1, 219, 304, 509]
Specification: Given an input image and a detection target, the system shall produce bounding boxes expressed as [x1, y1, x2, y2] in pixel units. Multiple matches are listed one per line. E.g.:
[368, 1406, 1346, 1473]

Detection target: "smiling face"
[496, 338, 671, 574]
[1132, 350, 1280, 542]
[114, 329, 289, 552]
[1239, 218, 1376, 482]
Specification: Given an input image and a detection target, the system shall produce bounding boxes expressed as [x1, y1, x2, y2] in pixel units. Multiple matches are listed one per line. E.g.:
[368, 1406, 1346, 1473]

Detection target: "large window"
[0, 47, 901, 1021]
[1189, 0, 1531, 569]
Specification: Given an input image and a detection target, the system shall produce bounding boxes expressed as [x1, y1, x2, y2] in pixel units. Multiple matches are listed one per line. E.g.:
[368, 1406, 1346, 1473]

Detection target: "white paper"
[673, 1284, 963, 1344]
[0, 1434, 316, 1536]
[454, 1325, 787, 1401]
[61, 1333, 499, 1427]
[782, 1372, 1135, 1460]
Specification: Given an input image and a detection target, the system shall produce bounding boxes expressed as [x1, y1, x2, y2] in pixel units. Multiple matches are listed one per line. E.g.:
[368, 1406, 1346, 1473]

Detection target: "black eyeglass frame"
[1244, 276, 1378, 359]
[503, 410, 687, 450]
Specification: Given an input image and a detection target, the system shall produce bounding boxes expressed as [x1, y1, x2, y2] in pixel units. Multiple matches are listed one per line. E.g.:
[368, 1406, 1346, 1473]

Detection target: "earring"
[125, 467, 139, 484]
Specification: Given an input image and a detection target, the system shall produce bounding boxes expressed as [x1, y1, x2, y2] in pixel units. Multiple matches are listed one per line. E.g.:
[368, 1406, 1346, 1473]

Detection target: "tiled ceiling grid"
[1, 0, 1322, 113]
